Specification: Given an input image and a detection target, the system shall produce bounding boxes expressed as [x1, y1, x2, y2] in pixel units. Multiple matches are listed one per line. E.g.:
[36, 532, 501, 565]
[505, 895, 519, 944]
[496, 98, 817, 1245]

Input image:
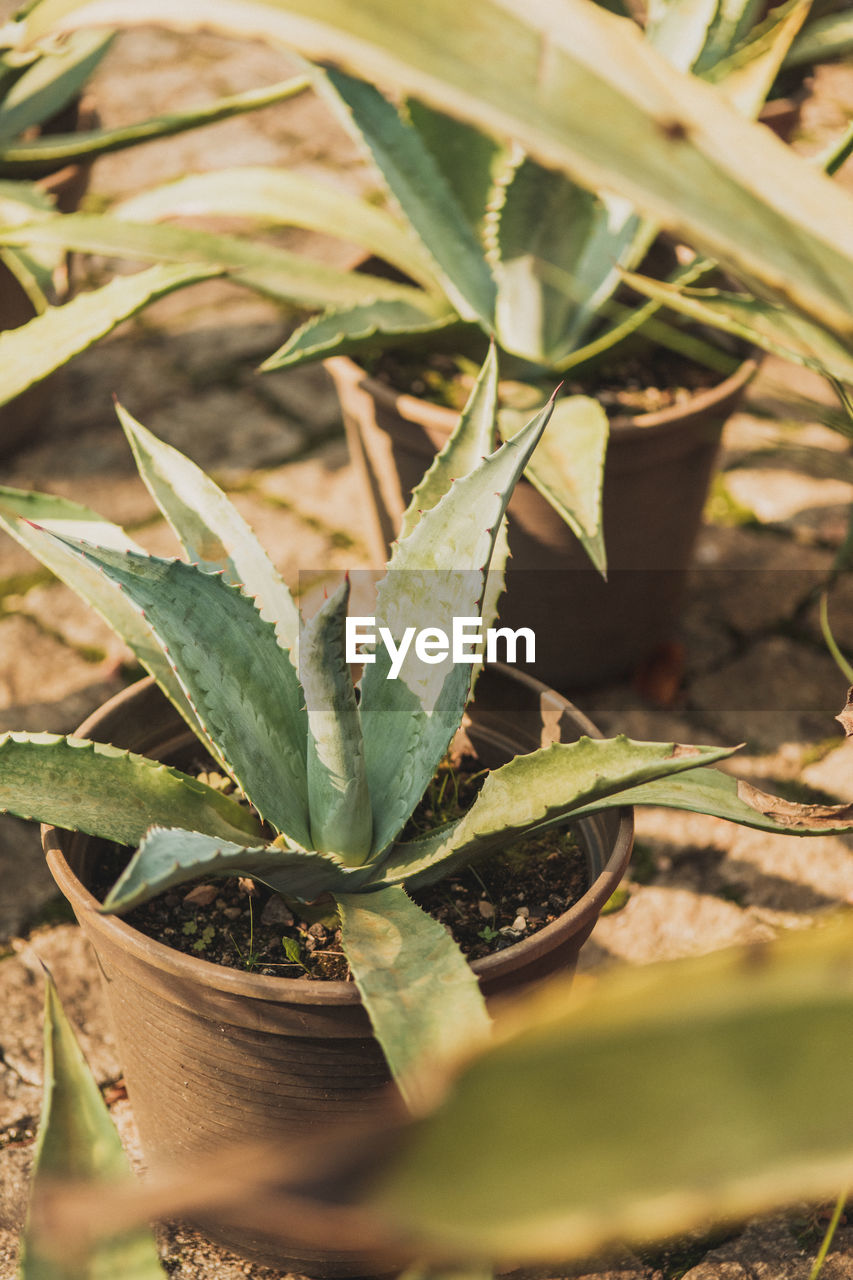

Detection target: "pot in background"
[43, 666, 632, 1276]
[327, 355, 756, 692]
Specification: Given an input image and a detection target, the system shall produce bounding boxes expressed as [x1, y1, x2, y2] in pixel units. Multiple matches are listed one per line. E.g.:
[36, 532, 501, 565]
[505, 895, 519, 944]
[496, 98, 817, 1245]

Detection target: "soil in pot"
[88, 745, 589, 980]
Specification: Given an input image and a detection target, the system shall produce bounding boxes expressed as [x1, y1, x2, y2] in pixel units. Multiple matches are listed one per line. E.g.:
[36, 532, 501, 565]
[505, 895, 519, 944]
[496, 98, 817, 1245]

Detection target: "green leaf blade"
[0, 731, 263, 846]
[577, 765, 853, 835]
[0, 28, 112, 149]
[115, 404, 301, 652]
[0, 74, 311, 173]
[0, 213, 437, 311]
[20, 976, 166, 1280]
[337, 884, 491, 1110]
[0, 487, 213, 748]
[301, 580, 372, 863]
[103, 826, 371, 913]
[30, 0, 853, 343]
[492, 157, 651, 365]
[48, 541, 312, 846]
[406, 98, 506, 242]
[360, 395, 556, 856]
[261, 299, 456, 371]
[318, 66, 496, 328]
[116, 165, 442, 293]
[399, 343, 499, 542]
[499, 393, 609, 576]
[0, 262, 222, 406]
[379, 737, 736, 888]
[371, 917, 853, 1262]
[619, 273, 853, 387]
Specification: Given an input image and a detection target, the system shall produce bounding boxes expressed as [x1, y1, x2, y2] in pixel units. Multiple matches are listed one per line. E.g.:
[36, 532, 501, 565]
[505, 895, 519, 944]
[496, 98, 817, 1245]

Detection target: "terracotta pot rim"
[44, 669, 632, 1008]
[325, 353, 758, 438]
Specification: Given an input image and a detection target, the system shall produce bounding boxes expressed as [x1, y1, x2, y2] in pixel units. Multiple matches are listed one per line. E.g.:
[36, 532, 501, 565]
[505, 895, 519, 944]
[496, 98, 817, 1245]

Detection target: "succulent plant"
[2, 351, 853, 1106]
[5, 0, 853, 570]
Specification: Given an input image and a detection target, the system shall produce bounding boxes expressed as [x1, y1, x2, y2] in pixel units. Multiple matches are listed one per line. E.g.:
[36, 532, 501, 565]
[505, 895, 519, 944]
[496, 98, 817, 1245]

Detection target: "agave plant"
[2, 352, 853, 1107]
[3, 0, 853, 565]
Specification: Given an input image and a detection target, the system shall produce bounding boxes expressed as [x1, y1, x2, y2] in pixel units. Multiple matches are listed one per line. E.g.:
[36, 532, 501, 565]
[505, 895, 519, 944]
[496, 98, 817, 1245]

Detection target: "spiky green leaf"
[572, 763, 853, 834]
[0, 262, 221, 406]
[0, 213, 442, 311]
[499, 394, 609, 576]
[620, 272, 853, 386]
[405, 98, 506, 241]
[492, 157, 652, 366]
[19, 976, 166, 1280]
[301, 580, 372, 863]
[115, 166, 442, 293]
[0, 28, 112, 149]
[47, 541, 312, 846]
[317, 66, 496, 328]
[359, 396, 556, 857]
[115, 404, 301, 652]
[103, 826, 372, 913]
[0, 75, 312, 174]
[399, 344, 499, 542]
[25, 0, 853, 343]
[261, 299, 458, 371]
[337, 885, 491, 1110]
[0, 487, 211, 748]
[0, 731, 262, 846]
[378, 737, 736, 888]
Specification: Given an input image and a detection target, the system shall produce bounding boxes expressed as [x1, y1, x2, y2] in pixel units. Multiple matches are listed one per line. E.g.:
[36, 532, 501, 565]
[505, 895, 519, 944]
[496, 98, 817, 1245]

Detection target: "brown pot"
[327, 355, 756, 692]
[0, 99, 96, 458]
[42, 666, 632, 1276]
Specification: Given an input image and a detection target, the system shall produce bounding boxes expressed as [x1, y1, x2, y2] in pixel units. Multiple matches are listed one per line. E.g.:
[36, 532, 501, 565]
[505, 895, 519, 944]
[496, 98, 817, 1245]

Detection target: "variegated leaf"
[103, 826, 372, 913]
[570, 764, 853, 834]
[0, 213, 442, 311]
[25, 0, 853, 343]
[620, 272, 853, 386]
[359, 395, 556, 857]
[0, 262, 222, 405]
[0, 28, 112, 148]
[44, 538, 312, 846]
[0, 732, 262, 846]
[0, 487, 211, 744]
[0, 75, 312, 174]
[499, 393, 609, 576]
[337, 884, 491, 1109]
[116, 404, 301, 652]
[399, 343, 499, 541]
[317, 66, 496, 328]
[261, 299, 458, 371]
[115, 166, 442, 294]
[301, 580, 372, 863]
[20, 976, 166, 1280]
[377, 737, 736, 887]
